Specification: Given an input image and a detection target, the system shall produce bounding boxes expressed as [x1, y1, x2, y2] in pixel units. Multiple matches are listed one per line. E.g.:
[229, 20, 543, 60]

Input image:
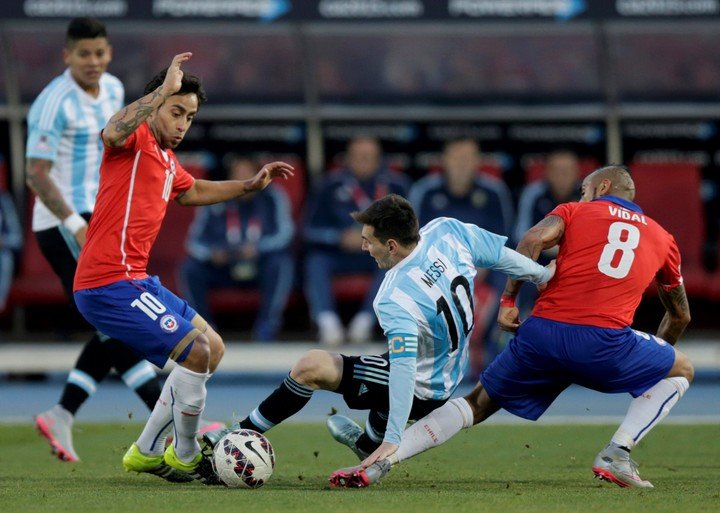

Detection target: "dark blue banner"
[2, 0, 719, 22]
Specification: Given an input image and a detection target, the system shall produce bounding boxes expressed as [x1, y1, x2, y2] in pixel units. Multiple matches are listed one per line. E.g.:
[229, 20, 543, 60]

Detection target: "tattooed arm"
[503, 215, 565, 299]
[26, 158, 88, 245]
[26, 158, 73, 220]
[102, 52, 192, 148]
[497, 215, 564, 332]
[656, 284, 691, 345]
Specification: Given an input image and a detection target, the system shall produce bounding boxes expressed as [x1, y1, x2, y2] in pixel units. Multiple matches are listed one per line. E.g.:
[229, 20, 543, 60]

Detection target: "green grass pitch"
[1, 423, 718, 513]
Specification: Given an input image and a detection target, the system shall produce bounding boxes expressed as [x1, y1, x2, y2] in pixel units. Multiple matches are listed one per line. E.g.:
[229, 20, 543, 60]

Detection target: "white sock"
[611, 377, 689, 449]
[136, 374, 174, 456]
[169, 366, 209, 462]
[392, 398, 474, 464]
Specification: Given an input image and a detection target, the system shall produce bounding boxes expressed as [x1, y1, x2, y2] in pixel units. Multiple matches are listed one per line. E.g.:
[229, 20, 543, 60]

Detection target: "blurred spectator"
[514, 150, 582, 318]
[408, 138, 514, 369]
[409, 138, 513, 232]
[179, 156, 295, 341]
[515, 150, 583, 244]
[304, 137, 410, 345]
[0, 172, 22, 311]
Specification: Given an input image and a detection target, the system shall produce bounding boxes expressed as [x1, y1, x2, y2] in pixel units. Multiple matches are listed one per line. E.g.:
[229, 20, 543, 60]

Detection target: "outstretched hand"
[245, 161, 295, 193]
[360, 441, 398, 469]
[162, 52, 193, 96]
[497, 305, 521, 333]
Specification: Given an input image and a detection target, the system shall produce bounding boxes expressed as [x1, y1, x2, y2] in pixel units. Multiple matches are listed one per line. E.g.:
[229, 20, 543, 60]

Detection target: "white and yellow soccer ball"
[212, 429, 275, 488]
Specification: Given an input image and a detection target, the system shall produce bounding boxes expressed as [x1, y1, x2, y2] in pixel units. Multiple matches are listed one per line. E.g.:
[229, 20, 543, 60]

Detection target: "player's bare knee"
[667, 349, 694, 382]
[207, 330, 225, 373]
[290, 349, 335, 389]
[182, 333, 211, 373]
[671, 350, 694, 383]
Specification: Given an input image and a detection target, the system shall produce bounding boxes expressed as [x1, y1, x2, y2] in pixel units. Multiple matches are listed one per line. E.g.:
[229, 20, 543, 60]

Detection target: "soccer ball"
[212, 429, 275, 488]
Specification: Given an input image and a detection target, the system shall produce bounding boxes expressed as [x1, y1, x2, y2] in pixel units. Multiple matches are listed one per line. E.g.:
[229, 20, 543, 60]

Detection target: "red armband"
[500, 296, 516, 308]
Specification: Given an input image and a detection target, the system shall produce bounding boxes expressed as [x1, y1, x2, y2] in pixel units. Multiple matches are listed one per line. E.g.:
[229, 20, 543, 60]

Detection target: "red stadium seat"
[630, 161, 720, 299]
[258, 154, 307, 220]
[8, 196, 66, 307]
[332, 273, 373, 302]
[631, 162, 703, 267]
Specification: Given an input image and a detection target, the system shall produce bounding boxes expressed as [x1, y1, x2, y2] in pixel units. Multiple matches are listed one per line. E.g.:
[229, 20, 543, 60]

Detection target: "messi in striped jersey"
[354, 195, 552, 453]
[203, 194, 553, 468]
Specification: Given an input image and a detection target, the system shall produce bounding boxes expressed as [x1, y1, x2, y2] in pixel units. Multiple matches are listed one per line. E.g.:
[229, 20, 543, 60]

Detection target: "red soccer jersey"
[74, 122, 194, 290]
[532, 196, 683, 329]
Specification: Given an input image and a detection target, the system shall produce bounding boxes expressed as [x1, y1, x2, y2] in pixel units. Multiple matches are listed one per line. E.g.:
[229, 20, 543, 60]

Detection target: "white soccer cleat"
[327, 414, 368, 460]
[592, 444, 654, 489]
[35, 406, 79, 462]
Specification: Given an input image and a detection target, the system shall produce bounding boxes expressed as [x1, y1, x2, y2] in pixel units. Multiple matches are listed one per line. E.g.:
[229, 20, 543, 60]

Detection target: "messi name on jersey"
[420, 258, 448, 288]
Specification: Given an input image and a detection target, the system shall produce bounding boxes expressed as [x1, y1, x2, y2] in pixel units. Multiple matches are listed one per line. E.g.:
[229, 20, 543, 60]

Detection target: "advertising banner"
[4, 1, 719, 21]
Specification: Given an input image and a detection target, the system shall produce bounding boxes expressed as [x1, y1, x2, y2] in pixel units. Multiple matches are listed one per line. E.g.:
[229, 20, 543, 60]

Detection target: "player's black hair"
[66, 18, 107, 46]
[144, 69, 208, 105]
[351, 194, 420, 246]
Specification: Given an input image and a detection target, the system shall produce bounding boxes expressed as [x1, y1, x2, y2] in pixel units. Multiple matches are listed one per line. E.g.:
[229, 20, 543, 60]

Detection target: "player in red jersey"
[73, 53, 293, 484]
[329, 165, 693, 490]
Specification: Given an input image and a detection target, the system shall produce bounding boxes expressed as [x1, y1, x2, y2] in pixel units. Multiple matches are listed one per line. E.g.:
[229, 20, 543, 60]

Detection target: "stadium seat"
[332, 273, 373, 302]
[631, 162, 703, 266]
[630, 161, 720, 299]
[8, 196, 66, 308]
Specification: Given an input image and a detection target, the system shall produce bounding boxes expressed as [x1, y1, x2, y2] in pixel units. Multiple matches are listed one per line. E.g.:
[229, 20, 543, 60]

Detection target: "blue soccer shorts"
[74, 276, 207, 368]
[480, 316, 676, 421]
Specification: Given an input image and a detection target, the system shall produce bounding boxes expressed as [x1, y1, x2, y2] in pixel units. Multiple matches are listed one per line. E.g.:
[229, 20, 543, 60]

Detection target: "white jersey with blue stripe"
[374, 216, 509, 401]
[26, 68, 124, 231]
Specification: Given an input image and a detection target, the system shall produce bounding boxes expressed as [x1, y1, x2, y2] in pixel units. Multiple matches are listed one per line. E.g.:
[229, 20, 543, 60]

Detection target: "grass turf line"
[0, 423, 718, 513]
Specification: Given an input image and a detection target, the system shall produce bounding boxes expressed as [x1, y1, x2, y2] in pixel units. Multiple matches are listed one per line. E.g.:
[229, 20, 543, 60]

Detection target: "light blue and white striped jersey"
[375, 217, 509, 401]
[26, 68, 124, 231]
[376, 216, 552, 445]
